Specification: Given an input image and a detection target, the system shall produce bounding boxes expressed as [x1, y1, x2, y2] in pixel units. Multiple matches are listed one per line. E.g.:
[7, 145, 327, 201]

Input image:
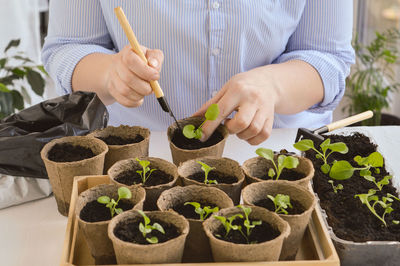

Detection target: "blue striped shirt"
[42, 0, 354, 131]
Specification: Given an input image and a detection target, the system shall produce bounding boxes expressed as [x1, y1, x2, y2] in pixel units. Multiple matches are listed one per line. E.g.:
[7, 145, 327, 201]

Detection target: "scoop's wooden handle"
[326, 110, 374, 132]
[114, 6, 164, 98]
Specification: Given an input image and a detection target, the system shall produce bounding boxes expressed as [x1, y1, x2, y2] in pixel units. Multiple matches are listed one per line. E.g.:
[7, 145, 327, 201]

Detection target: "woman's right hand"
[104, 45, 164, 107]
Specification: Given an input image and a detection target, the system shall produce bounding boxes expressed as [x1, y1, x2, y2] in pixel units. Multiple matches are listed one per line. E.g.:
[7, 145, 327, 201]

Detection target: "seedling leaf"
[256, 148, 274, 161]
[146, 237, 158, 244]
[293, 139, 314, 151]
[183, 124, 197, 139]
[118, 187, 132, 199]
[329, 160, 354, 180]
[97, 196, 110, 204]
[205, 103, 219, 120]
[321, 163, 330, 174]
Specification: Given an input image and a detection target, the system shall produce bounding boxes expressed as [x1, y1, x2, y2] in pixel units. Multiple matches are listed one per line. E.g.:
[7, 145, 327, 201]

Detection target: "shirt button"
[212, 90, 218, 97]
[211, 48, 220, 56]
[212, 1, 220, 9]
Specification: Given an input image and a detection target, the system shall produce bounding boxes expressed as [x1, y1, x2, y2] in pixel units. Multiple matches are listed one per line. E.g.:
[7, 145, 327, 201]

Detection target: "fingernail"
[200, 134, 207, 142]
[148, 58, 158, 68]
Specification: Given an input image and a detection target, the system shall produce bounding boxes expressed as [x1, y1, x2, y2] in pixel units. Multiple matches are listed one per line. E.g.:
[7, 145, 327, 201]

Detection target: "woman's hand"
[104, 45, 164, 107]
[193, 66, 278, 145]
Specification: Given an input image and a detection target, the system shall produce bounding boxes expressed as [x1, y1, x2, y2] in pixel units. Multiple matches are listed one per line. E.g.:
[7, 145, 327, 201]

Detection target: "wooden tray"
[60, 175, 339, 266]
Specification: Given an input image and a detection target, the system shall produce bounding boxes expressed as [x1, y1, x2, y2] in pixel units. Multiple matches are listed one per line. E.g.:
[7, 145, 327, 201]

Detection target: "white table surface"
[0, 127, 399, 266]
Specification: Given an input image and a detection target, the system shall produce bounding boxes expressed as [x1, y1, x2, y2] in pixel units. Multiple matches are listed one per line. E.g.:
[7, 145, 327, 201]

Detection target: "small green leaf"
[11, 68, 26, 77]
[293, 139, 314, 151]
[367, 152, 384, 168]
[36, 65, 48, 75]
[0, 58, 6, 68]
[183, 124, 196, 139]
[256, 148, 274, 161]
[252, 220, 262, 226]
[393, 220, 400, 225]
[320, 139, 331, 153]
[268, 168, 275, 178]
[137, 210, 150, 225]
[328, 142, 349, 154]
[12, 55, 33, 63]
[115, 208, 123, 215]
[330, 160, 354, 180]
[139, 222, 145, 234]
[337, 184, 344, 190]
[194, 127, 203, 139]
[363, 175, 375, 182]
[360, 169, 371, 177]
[185, 201, 201, 209]
[321, 163, 330, 174]
[152, 223, 165, 234]
[280, 155, 299, 169]
[146, 237, 159, 244]
[354, 155, 368, 166]
[26, 69, 44, 96]
[4, 39, 20, 53]
[205, 103, 219, 120]
[97, 196, 110, 204]
[118, 187, 132, 199]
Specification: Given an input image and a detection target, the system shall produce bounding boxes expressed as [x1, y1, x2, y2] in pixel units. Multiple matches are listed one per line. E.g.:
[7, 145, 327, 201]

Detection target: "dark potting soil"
[171, 129, 224, 150]
[114, 218, 180, 244]
[173, 201, 218, 220]
[254, 168, 305, 182]
[115, 168, 172, 187]
[48, 143, 95, 162]
[97, 134, 144, 145]
[305, 133, 400, 242]
[188, 170, 238, 184]
[214, 217, 280, 244]
[79, 199, 134, 222]
[254, 198, 305, 215]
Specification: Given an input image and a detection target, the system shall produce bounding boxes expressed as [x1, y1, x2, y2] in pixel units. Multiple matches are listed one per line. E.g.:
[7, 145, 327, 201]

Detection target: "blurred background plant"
[0, 39, 46, 119]
[343, 28, 400, 126]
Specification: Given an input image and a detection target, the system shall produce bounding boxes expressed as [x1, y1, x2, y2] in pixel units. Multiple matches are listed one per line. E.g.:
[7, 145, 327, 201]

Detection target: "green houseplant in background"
[0, 39, 46, 119]
[344, 29, 400, 126]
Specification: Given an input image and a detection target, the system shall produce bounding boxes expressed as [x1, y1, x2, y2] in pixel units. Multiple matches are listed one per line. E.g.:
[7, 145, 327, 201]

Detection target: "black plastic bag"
[0, 91, 108, 179]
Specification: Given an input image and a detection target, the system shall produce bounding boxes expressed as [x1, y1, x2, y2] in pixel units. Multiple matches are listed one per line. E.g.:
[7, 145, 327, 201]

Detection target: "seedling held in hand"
[184, 201, 219, 221]
[183, 103, 219, 139]
[267, 194, 293, 215]
[97, 187, 132, 218]
[329, 151, 384, 180]
[136, 158, 157, 185]
[355, 189, 394, 227]
[293, 138, 348, 175]
[137, 210, 165, 244]
[256, 148, 299, 180]
[328, 180, 344, 193]
[197, 161, 218, 184]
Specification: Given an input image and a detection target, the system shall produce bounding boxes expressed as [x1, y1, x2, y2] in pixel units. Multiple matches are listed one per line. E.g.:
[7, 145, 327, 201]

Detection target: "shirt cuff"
[45, 44, 115, 95]
[273, 50, 351, 113]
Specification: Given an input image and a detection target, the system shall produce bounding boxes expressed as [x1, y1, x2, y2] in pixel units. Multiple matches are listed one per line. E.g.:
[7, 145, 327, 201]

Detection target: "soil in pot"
[214, 218, 280, 244]
[97, 135, 144, 145]
[80, 200, 134, 222]
[115, 168, 173, 187]
[171, 129, 224, 150]
[254, 198, 305, 215]
[114, 218, 180, 244]
[306, 132, 400, 242]
[47, 143, 95, 162]
[188, 171, 237, 184]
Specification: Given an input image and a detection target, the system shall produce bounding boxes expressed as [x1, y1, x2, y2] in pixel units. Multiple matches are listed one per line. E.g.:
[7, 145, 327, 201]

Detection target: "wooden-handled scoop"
[295, 110, 374, 143]
[114, 6, 181, 129]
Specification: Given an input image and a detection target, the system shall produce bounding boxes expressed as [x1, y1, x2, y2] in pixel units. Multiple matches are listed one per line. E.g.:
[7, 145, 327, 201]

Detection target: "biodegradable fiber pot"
[178, 156, 245, 205]
[108, 210, 189, 264]
[88, 125, 150, 172]
[242, 154, 314, 189]
[203, 205, 290, 262]
[40, 136, 108, 216]
[167, 116, 228, 165]
[75, 184, 145, 265]
[242, 180, 316, 260]
[108, 157, 178, 210]
[157, 185, 234, 262]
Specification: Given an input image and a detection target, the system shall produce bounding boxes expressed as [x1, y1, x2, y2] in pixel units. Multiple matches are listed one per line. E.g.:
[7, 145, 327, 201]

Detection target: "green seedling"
[355, 189, 394, 227]
[137, 210, 165, 244]
[363, 175, 392, 191]
[136, 158, 157, 184]
[197, 161, 218, 184]
[97, 187, 132, 218]
[267, 194, 293, 215]
[328, 180, 344, 193]
[256, 148, 299, 180]
[237, 205, 262, 243]
[293, 138, 348, 175]
[214, 213, 243, 237]
[183, 103, 219, 139]
[329, 151, 384, 181]
[184, 201, 219, 221]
